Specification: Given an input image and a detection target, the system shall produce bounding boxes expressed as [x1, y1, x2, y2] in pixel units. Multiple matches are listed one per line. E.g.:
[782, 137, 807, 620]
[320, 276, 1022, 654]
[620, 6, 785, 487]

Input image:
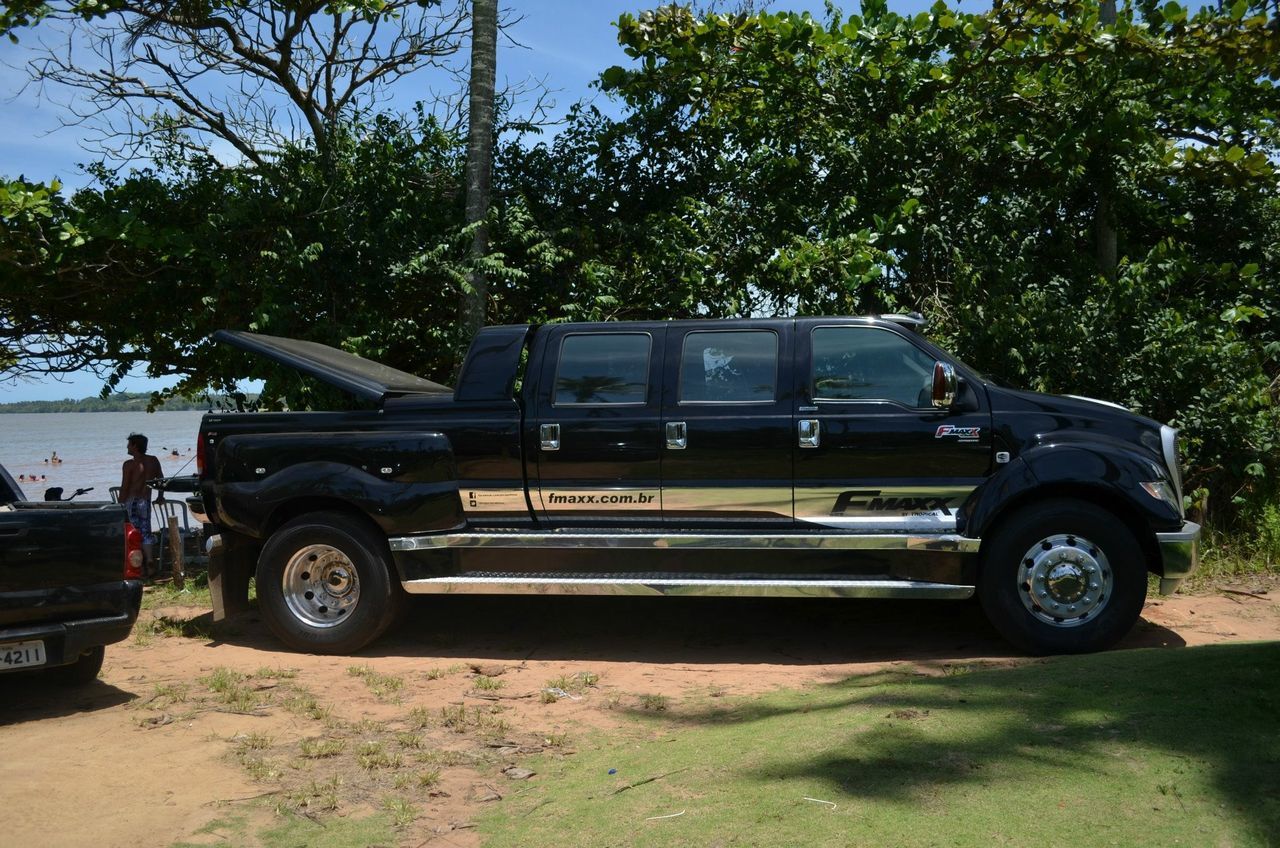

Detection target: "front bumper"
[1156, 521, 1201, 595]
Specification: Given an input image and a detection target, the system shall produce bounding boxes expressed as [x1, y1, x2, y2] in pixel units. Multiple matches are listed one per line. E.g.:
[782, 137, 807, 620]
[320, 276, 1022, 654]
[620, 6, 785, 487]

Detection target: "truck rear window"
[553, 333, 652, 405]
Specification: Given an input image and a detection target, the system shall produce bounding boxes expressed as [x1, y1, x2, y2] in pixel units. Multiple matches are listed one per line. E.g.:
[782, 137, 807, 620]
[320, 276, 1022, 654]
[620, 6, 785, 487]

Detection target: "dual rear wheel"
[256, 511, 404, 655]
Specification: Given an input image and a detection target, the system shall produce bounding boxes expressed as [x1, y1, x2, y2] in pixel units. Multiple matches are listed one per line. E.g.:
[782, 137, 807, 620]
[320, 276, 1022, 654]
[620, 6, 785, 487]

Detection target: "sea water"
[0, 410, 206, 505]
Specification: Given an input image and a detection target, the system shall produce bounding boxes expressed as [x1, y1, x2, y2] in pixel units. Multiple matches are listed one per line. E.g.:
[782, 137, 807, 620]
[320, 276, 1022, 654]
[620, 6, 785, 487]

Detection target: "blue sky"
[0, 0, 943, 402]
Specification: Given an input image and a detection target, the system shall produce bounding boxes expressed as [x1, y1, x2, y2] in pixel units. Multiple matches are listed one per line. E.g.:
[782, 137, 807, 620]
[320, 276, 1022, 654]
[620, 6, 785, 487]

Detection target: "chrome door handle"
[539, 423, 560, 451]
[798, 418, 820, 448]
[665, 421, 687, 449]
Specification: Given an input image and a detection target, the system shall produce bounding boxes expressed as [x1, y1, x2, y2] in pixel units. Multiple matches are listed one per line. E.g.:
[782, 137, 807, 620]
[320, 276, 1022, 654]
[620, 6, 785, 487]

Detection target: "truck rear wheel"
[978, 498, 1147, 655]
[257, 511, 404, 654]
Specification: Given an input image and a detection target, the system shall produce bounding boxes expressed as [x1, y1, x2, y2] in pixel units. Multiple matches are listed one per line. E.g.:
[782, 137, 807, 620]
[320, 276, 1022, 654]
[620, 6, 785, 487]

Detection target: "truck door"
[660, 323, 794, 528]
[793, 322, 992, 531]
[530, 327, 665, 526]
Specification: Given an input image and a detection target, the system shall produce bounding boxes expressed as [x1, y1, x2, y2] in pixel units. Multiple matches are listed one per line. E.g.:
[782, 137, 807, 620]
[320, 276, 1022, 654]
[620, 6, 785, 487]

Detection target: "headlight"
[1159, 425, 1185, 517]
[1141, 481, 1180, 511]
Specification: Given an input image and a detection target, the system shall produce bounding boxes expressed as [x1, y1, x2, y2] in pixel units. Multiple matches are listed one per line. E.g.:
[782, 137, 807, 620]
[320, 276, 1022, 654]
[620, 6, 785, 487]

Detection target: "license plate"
[0, 640, 47, 669]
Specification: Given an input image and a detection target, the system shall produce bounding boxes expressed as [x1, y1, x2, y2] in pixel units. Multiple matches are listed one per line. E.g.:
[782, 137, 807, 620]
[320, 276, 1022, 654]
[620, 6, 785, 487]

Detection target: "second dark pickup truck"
[1, 465, 143, 683]
[199, 316, 1199, 656]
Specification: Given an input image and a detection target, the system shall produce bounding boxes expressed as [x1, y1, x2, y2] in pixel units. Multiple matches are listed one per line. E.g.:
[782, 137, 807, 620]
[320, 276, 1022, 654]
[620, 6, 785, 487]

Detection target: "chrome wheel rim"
[282, 544, 359, 628]
[1017, 534, 1112, 628]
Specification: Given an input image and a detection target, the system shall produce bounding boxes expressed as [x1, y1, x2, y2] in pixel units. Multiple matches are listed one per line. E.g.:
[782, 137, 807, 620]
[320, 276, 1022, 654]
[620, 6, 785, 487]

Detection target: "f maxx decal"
[831, 490, 953, 516]
[935, 424, 981, 442]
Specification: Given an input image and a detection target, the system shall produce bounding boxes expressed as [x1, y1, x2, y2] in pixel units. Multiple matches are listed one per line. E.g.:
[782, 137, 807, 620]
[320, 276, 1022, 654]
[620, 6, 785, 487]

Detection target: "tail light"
[196, 432, 206, 476]
[124, 522, 144, 578]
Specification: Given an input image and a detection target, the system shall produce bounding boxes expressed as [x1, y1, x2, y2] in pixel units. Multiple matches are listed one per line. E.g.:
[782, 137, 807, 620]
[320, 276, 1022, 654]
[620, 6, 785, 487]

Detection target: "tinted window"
[554, 333, 651, 405]
[679, 330, 778, 403]
[811, 327, 935, 406]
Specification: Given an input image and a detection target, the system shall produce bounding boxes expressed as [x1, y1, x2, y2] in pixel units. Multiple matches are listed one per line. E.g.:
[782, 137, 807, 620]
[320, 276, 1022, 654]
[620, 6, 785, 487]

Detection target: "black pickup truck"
[199, 316, 1199, 656]
[0, 466, 143, 683]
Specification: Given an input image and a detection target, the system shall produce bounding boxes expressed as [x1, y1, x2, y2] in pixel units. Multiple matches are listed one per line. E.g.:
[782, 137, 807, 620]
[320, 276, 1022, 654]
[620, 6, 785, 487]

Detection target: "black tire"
[46, 645, 105, 685]
[256, 511, 405, 654]
[978, 498, 1148, 655]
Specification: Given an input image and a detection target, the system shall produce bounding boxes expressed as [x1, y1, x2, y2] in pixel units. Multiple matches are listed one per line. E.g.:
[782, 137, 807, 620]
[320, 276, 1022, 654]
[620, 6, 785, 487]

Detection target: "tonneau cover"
[214, 330, 452, 404]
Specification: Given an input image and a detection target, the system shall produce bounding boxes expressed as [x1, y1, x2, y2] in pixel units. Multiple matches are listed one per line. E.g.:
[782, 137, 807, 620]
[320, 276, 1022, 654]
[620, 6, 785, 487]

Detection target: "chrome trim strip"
[401, 573, 975, 599]
[1156, 521, 1200, 593]
[389, 531, 980, 553]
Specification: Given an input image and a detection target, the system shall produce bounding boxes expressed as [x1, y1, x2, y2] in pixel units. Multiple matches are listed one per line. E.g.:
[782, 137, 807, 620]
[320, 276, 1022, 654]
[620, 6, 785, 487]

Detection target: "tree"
[461, 0, 497, 336]
[2, 114, 469, 402]
[7, 0, 471, 165]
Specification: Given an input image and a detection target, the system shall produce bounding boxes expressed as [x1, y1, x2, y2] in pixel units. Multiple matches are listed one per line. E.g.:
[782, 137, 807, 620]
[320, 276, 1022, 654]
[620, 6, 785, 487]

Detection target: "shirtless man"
[121, 433, 164, 575]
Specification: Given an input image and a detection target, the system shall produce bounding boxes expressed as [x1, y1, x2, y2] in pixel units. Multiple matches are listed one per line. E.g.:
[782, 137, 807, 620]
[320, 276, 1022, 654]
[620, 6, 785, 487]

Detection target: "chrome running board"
[389, 530, 981, 554]
[400, 571, 974, 599]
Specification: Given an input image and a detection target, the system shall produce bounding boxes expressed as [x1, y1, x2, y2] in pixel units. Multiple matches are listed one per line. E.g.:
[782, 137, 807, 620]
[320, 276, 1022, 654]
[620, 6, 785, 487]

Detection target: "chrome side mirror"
[931, 361, 957, 408]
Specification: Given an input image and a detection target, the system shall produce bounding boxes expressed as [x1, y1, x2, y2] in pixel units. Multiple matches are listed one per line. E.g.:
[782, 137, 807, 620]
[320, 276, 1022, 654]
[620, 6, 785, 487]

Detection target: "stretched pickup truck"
[1, 465, 144, 683]
[199, 316, 1199, 656]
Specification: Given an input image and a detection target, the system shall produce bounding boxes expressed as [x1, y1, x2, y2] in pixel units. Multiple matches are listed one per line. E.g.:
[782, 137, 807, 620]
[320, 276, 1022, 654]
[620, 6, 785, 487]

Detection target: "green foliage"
[5, 114, 476, 405]
[1253, 500, 1280, 566]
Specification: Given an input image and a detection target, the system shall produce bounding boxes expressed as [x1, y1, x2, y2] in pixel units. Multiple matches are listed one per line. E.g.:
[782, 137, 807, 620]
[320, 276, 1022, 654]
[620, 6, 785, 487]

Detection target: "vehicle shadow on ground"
[0, 676, 136, 726]
[207, 594, 1186, 664]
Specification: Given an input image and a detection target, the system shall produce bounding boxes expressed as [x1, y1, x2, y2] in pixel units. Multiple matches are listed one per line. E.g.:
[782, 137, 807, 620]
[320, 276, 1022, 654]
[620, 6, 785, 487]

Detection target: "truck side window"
[811, 326, 935, 407]
[679, 330, 778, 403]
[554, 333, 651, 405]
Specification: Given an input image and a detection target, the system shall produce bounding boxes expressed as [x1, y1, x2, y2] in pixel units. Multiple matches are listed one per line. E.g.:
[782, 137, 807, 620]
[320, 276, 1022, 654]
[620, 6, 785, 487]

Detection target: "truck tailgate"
[0, 502, 128, 626]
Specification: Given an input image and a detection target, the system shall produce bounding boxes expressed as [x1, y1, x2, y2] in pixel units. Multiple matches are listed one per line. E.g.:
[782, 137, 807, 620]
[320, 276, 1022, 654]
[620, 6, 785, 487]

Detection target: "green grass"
[258, 809, 398, 848]
[480, 642, 1280, 848]
[201, 667, 263, 712]
[298, 738, 345, 759]
[142, 570, 213, 610]
[170, 807, 403, 848]
[346, 664, 405, 701]
[1183, 530, 1280, 589]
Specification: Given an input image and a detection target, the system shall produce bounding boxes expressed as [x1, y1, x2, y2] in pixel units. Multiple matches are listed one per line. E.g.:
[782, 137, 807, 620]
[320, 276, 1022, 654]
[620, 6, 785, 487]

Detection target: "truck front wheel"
[257, 511, 404, 654]
[46, 645, 105, 685]
[978, 498, 1148, 655]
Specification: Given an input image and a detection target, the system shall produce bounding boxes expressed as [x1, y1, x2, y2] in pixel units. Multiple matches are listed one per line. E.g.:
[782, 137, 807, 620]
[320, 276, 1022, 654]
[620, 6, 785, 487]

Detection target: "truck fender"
[211, 431, 465, 540]
[960, 442, 1180, 540]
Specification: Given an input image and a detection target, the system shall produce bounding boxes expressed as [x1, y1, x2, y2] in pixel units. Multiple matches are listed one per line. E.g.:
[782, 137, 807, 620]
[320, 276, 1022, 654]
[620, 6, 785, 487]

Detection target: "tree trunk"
[461, 0, 498, 337]
[1095, 0, 1118, 280]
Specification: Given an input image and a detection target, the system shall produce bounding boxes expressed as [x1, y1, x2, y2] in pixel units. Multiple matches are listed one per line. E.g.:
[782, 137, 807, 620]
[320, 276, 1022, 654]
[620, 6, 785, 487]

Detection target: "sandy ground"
[4, 579, 1279, 848]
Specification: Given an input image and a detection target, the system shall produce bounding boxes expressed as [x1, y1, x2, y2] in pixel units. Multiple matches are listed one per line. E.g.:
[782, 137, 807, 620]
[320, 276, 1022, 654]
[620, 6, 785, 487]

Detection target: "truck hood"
[214, 330, 452, 405]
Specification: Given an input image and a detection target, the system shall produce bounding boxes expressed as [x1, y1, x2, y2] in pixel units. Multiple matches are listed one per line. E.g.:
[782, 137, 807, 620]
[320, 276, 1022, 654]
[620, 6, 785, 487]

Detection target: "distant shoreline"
[0, 392, 256, 414]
